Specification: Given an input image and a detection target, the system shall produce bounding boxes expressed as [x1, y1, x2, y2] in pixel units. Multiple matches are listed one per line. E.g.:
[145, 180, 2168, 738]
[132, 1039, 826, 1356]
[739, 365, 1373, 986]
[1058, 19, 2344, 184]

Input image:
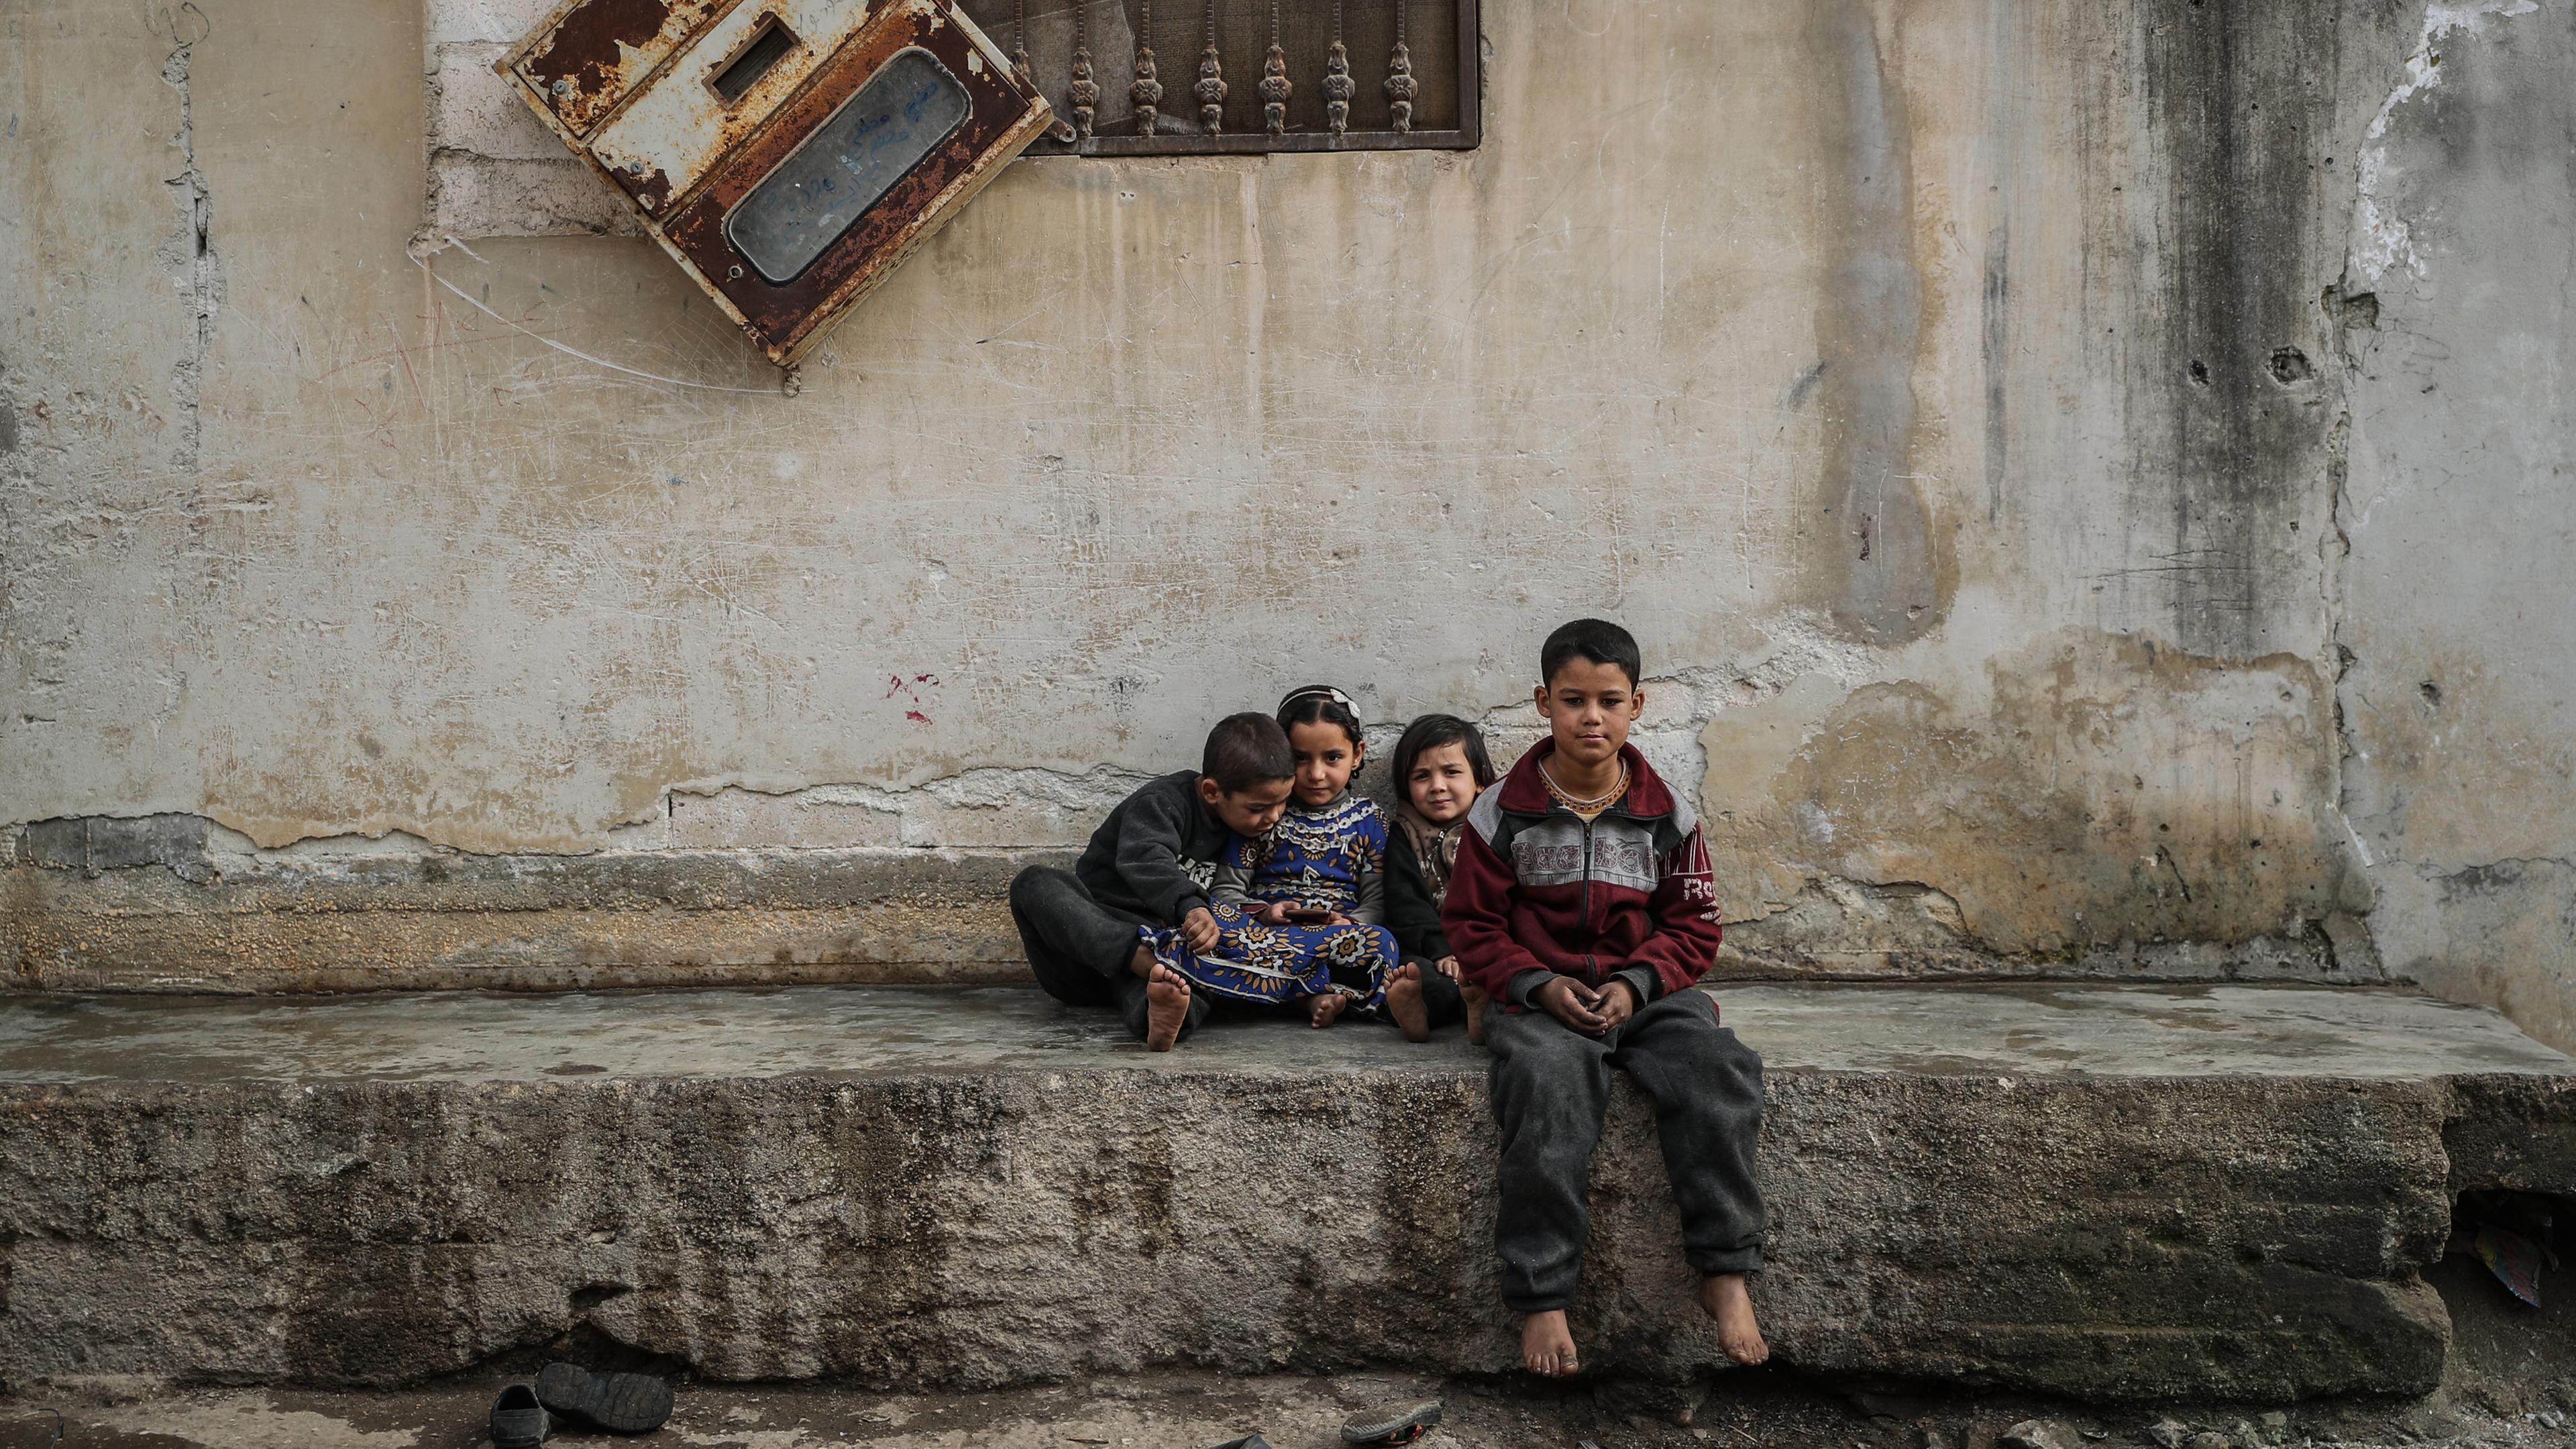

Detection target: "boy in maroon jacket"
[1442, 619, 1768, 1377]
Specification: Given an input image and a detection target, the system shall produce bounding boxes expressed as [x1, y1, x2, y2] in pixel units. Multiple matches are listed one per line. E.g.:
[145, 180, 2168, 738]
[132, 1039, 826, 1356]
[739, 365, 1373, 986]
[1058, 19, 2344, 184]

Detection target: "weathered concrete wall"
[2334, 1, 2576, 1055]
[0, 0, 2568, 1040]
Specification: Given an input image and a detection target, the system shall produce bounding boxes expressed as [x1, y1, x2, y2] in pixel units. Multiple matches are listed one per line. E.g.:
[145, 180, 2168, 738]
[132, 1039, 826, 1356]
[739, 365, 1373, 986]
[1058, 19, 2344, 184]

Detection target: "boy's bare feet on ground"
[1302, 992, 1348, 1028]
[1385, 964, 1430, 1041]
[1142, 961, 1193, 1053]
[1521, 1309, 1578, 1377]
[1700, 1273, 1768, 1365]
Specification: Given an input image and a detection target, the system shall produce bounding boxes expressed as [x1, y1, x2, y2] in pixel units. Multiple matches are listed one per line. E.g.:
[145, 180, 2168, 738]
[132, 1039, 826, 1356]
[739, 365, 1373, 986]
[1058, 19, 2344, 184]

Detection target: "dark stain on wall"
[1806, 0, 1946, 645]
[2131, 0, 2348, 656]
[18, 814, 215, 882]
[1981, 225, 2010, 528]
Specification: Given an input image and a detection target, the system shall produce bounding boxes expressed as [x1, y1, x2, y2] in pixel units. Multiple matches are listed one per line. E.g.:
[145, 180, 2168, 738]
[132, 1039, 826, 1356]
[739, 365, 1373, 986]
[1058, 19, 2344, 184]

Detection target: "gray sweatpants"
[1010, 865, 1212, 1042]
[1484, 989, 1765, 1311]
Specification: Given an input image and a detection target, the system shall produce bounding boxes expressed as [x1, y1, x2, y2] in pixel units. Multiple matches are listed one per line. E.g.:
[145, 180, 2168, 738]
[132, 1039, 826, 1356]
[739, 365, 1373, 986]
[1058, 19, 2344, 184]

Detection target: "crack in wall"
[158, 6, 222, 474]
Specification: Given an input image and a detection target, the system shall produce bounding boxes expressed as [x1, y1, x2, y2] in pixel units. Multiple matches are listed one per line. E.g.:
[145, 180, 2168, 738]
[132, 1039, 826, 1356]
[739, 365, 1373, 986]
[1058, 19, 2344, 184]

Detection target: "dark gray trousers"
[1485, 989, 1765, 1311]
[1010, 866, 1210, 1042]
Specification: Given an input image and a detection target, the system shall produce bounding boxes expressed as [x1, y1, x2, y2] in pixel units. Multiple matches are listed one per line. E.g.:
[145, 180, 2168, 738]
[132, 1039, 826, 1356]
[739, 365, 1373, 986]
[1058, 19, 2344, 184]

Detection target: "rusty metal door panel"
[507, 0, 739, 137]
[657, 3, 1044, 358]
[586, 0, 877, 212]
[721, 49, 973, 282]
[498, 0, 1052, 367]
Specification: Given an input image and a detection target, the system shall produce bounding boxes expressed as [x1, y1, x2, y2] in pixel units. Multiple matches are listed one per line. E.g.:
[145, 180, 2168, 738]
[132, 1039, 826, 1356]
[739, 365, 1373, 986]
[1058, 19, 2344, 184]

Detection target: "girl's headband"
[1279, 685, 1356, 712]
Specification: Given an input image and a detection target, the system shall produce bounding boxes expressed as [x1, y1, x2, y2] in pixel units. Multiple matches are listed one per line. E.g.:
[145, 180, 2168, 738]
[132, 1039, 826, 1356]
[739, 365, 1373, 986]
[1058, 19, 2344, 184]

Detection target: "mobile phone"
[1281, 906, 1334, 925]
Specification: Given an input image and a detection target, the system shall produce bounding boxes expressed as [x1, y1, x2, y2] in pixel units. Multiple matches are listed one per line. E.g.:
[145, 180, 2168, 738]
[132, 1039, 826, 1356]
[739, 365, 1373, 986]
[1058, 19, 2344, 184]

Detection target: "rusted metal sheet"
[508, 0, 738, 136]
[498, 0, 1052, 366]
[588, 0, 876, 205]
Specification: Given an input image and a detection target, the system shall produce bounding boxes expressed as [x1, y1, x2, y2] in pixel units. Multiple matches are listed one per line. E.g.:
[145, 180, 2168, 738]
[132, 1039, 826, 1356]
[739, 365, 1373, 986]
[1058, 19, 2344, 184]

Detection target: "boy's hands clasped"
[1533, 975, 1640, 1036]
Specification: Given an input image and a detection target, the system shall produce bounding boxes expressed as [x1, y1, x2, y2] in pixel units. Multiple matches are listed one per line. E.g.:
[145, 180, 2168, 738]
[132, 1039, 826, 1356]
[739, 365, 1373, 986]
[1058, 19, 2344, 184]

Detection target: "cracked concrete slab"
[0, 983, 2564, 1401]
[0, 981, 2562, 1085]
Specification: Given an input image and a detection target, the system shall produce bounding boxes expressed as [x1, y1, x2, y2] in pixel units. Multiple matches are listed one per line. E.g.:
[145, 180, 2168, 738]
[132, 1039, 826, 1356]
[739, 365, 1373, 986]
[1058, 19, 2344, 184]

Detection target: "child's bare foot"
[1521, 1309, 1578, 1376]
[1699, 1273, 1768, 1365]
[1385, 963, 1430, 1042]
[1303, 991, 1348, 1028]
[1129, 943, 1158, 979]
[1144, 965, 1193, 1051]
[1462, 981, 1489, 1046]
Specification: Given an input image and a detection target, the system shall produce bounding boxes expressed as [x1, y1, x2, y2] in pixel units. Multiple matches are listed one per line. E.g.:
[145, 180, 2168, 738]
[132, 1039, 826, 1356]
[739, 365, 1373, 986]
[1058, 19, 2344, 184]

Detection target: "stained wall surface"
[2335, 1, 2576, 1053]
[0, 0, 2569, 1049]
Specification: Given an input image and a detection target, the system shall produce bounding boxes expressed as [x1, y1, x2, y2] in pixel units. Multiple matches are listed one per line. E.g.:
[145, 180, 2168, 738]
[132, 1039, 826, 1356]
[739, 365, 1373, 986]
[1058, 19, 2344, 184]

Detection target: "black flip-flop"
[534, 1362, 675, 1434]
[1342, 1402, 1442, 1445]
[1208, 1437, 1273, 1449]
[489, 1383, 550, 1448]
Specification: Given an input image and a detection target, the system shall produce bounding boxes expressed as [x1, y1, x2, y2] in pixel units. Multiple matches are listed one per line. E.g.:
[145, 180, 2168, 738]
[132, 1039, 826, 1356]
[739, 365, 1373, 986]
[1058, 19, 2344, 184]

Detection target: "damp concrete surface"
[0, 982, 2564, 1087]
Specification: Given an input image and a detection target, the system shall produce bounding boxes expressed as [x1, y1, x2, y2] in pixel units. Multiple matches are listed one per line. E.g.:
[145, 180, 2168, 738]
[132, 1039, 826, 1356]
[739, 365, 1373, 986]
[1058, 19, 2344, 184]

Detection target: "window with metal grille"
[958, 0, 1477, 154]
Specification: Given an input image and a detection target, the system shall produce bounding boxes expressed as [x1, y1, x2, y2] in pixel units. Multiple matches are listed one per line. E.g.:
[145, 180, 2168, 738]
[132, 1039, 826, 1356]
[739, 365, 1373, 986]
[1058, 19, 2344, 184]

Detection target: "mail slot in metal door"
[498, 0, 1053, 367]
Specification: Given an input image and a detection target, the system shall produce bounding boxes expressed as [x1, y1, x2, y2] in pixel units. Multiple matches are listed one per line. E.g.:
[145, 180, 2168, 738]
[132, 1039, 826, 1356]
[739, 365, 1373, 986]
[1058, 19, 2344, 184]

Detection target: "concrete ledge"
[5, 835, 2381, 996]
[0, 850, 1061, 993]
[0, 984, 2567, 1402]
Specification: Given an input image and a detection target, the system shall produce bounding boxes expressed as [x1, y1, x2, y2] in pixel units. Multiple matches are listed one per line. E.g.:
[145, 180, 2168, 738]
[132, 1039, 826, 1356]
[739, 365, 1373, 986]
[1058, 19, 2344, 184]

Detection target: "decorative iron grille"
[959, 0, 1478, 153]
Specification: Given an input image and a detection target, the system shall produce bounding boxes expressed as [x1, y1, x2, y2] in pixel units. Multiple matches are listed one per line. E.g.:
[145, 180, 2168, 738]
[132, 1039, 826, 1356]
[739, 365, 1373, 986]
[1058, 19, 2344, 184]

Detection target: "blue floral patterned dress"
[1140, 790, 1400, 1012]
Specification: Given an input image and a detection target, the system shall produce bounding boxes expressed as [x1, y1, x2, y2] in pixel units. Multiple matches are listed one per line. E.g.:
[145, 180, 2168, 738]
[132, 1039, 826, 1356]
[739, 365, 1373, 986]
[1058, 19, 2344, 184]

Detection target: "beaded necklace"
[1538, 755, 1629, 816]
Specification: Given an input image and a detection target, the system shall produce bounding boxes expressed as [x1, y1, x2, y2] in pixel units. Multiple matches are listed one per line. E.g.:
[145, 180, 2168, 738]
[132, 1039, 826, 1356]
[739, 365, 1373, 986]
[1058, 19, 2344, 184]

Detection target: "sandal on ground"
[1342, 1401, 1443, 1444]
[1208, 1437, 1273, 1449]
[534, 1362, 676, 1434]
[488, 1383, 550, 1448]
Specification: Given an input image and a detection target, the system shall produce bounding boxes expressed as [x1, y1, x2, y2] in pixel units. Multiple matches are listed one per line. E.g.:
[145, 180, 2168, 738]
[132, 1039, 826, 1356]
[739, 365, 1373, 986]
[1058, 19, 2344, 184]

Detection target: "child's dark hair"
[1541, 618, 1643, 690]
[1276, 684, 1366, 754]
[1201, 712, 1295, 792]
[1391, 713, 1497, 794]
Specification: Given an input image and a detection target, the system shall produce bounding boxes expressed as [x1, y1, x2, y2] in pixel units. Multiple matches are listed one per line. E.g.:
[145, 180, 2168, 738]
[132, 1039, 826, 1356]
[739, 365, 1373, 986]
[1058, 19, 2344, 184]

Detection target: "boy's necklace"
[1538, 756, 1628, 814]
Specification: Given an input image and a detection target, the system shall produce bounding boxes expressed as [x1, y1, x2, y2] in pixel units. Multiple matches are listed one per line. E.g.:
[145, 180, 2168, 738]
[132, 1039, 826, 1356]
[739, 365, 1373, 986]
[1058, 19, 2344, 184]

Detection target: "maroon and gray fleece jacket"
[1441, 741, 1723, 1011]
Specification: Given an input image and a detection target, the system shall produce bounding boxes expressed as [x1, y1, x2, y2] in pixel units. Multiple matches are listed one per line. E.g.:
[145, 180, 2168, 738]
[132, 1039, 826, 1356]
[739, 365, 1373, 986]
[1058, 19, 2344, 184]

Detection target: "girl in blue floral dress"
[1142, 685, 1402, 1027]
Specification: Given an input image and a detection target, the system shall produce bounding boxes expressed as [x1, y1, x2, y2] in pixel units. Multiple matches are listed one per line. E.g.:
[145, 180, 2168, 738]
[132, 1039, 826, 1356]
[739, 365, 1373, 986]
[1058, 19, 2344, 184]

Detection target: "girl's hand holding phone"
[1259, 902, 1344, 926]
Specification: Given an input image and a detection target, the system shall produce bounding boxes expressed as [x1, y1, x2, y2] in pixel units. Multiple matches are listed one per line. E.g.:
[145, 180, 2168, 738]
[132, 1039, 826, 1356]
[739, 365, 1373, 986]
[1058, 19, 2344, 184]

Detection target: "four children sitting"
[1010, 617, 1770, 1378]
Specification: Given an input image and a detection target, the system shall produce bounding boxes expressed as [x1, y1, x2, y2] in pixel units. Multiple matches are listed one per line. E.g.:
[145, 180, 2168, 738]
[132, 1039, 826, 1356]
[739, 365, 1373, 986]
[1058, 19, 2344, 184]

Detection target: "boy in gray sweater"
[1011, 713, 1293, 1049]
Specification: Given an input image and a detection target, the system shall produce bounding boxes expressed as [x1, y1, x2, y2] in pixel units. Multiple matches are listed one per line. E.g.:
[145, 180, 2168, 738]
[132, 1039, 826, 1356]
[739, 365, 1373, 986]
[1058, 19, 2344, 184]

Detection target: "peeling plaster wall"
[0, 0, 2565, 1037]
[2335, 0, 2576, 1052]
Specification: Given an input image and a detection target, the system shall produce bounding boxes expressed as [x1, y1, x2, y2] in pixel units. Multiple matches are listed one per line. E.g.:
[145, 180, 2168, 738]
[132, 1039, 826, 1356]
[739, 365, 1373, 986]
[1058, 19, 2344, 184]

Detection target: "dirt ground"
[1, 1252, 2565, 1449]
